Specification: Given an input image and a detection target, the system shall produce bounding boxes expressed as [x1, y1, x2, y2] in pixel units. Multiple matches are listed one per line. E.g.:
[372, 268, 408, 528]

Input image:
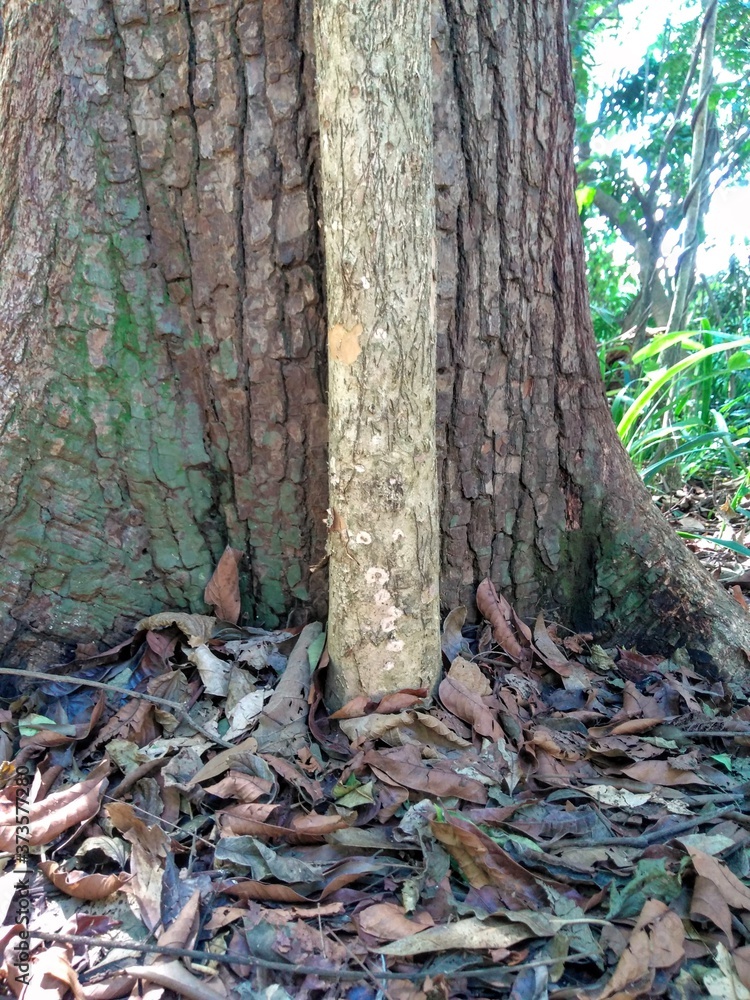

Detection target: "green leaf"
[711, 753, 733, 772]
[617, 337, 750, 443]
[632, 330, 705, 363]
[728, 350, 750, 371]
[307, 629, 327, 670]
[640, 432, 731, 481]
[575, 185, 597, 212]
[676, 532, 750, 559]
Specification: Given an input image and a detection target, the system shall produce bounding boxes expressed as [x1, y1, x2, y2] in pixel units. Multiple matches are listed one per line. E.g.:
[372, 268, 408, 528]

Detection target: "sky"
[588, 0, 749, 277]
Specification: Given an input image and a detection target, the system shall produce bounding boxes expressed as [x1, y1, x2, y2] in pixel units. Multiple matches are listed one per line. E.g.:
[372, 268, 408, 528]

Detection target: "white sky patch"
[586, 0, 747, 277]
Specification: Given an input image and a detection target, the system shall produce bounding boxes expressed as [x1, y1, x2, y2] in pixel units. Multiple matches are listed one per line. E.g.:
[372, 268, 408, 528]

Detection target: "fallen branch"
[0, 666, 234, 749]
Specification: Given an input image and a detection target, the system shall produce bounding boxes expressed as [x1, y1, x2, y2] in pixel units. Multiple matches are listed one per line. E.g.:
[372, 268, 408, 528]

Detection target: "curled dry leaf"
[431, 814, 549, 909]
[204, 545, 243, 624]
[476, 578, 525, 660]
[124, 960, 228, 1000]
[186, 644, 231, 697]
[0, 760, 110, 851]
[135, 612, 217, 642]
[13, 943, 85, 1000]
[39, 861, 130, 901]
[339, 710, 471, 749]
[158, 889, 201, 951]
[439, 675, 503, 742]
[442, 606, 470, 661]
[447, 655, 491, 697]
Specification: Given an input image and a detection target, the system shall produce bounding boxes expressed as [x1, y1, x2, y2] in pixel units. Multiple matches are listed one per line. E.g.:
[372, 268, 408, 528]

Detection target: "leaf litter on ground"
[2, 569, 750, 999]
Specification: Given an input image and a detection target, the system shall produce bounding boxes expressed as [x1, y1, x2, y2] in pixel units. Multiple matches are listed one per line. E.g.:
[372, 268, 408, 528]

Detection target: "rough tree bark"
[314, 0, 441, 707]
[1, 0, 748, 680]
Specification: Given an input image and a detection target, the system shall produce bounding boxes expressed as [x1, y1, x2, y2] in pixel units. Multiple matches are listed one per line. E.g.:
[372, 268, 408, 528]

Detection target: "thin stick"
[0, 666, 234, 749]
[24, 931, 600, 982]
[568, 805, 737, 849]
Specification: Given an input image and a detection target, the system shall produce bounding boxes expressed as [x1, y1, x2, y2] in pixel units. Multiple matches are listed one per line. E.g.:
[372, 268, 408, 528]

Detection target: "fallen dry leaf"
[39, 861, 130, 901]
[0, 760, 110, 851]
[476, 578, 525, 660]
[203, 545, 243, 624]
[356, 902, 434, 942]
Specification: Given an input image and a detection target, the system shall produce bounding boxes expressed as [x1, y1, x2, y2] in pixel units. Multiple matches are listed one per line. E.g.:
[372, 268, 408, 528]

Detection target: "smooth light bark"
[314, 0, 441, 707]
[0, 0, 748, 683]
[667, 0, 719, 335]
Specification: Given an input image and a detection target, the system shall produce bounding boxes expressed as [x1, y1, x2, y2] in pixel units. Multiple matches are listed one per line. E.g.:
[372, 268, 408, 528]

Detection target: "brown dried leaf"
[594, 900, 684, 1000]
[135, 612, 218, 641]
[688, 847, 750, 910]
[123, 960, 227, 1000]
[106, 801, 169, 933]
[447, 656, 491, 697]
[532, 613, 571, 669]
[80, 973, 136, 999]
[39, 861, 130, 901]
[439, 675, 503, 741]
[20, 692, 107, 750]
[202, 770, 273, 803]
[158, 889, 201, 951]
[363, 747, 487, 804]
[187, 735, 259, 785]
[377, 916, 535, 957]
[0, 760, 110, 851]
[262, 754, 325, 804]
[356, 902, 434, 942]
[339, 710, 471, 749]
[330, 695, 372, 719]
[16, 944, 85, 1000]
[622, 760, 708, 786]
[431, 814, 549, 909]
[375, 689, 429, 713]
[476, 579, 524, 660]
[691, 874, 734, 945]
[204, 546, 243, 624]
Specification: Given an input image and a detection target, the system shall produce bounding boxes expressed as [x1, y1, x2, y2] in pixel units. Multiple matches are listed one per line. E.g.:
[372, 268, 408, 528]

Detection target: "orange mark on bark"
[329, 323, 362, 365]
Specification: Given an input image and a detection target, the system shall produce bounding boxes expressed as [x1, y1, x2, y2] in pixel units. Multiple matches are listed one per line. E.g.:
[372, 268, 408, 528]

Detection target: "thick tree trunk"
[314, 0, 441, 707]
[1, 0, 749, 678]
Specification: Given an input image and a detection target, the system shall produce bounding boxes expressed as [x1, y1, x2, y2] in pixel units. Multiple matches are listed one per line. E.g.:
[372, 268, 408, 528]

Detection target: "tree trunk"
[314, 1, 441, 707]
[1, 0, 749, 679]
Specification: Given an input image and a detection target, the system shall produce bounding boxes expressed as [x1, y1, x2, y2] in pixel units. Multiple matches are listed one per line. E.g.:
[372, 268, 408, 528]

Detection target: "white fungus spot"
[380, 607, 404, 632]
[365, 567, 389, 586]
[384, 661, 395, 672]
[374, 589, 391, 605]
[354, 464, 365, 472]
[355, 531, 372, 545]
[360, 276, 370, 289]
[391, 529, 405, 542]
[386, 639, 404, 652]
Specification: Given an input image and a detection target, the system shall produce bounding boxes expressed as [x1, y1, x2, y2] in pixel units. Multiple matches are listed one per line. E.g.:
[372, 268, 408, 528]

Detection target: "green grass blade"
[617, 337, 750, 444]
[676, 532, 750, 559]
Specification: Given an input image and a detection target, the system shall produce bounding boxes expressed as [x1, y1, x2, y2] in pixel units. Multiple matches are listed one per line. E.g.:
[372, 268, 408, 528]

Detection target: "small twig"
[109, 756, 173, 799]
[0, 666, 233, 749]
[678, 730, 750, 740]
[568, 805, 737, 849]
[24, 931, 600, 982]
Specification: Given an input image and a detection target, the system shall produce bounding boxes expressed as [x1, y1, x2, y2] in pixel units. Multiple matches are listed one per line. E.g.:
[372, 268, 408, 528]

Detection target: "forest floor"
[2, 504, 750, 1000]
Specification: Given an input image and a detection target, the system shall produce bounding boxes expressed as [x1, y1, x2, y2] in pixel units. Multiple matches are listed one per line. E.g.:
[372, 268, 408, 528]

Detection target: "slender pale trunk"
[667, 0, 718, 336]
[314, 0, 441, 707]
